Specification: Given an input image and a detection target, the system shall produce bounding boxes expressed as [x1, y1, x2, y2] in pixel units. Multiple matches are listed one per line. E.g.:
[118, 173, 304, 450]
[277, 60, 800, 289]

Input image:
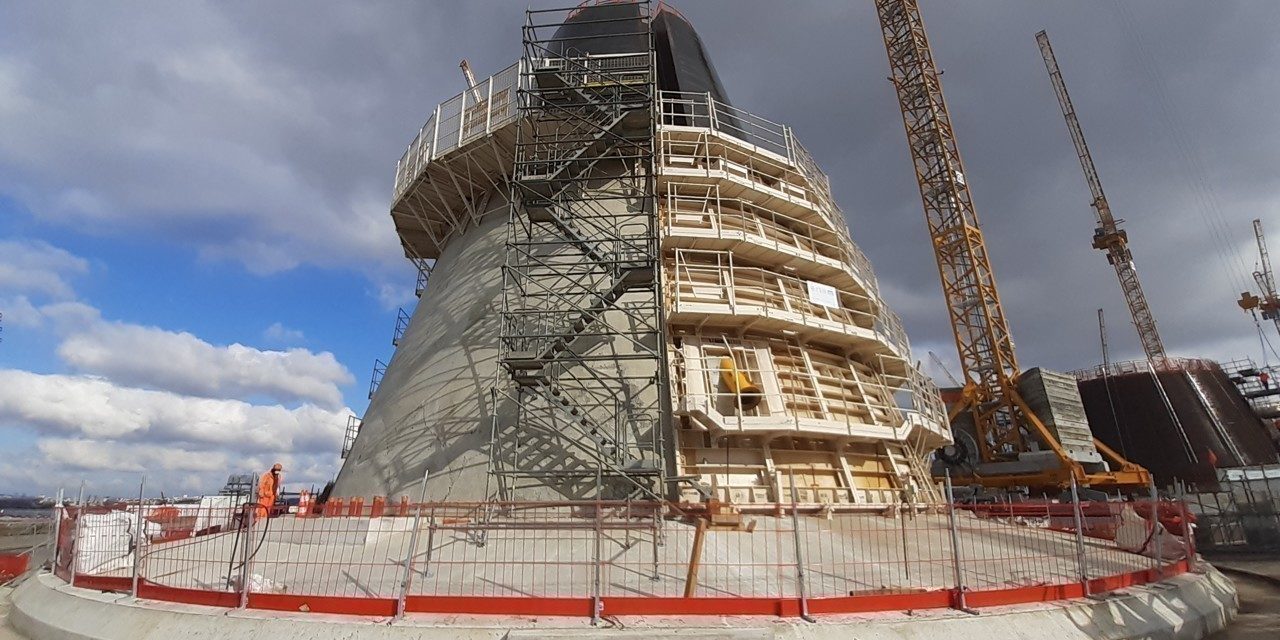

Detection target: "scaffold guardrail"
[392, 80, 878, 294]
[391, 308, 410, 347]
[341, 415, 362, 460]
[1070, 356, 1220, 383]
[368, 359, 387, 400]
[394, 62, 522, 202]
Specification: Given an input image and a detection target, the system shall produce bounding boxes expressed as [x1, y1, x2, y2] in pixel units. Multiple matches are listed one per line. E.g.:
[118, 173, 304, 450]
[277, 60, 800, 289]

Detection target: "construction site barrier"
[1, 517, 50, 585]
[46, 497, 1195, 619]
[0, 553, 29, 584]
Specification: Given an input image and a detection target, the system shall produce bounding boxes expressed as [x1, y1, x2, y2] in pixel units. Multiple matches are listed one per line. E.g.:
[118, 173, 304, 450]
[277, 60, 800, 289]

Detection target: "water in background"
[0, 508, 51, 519]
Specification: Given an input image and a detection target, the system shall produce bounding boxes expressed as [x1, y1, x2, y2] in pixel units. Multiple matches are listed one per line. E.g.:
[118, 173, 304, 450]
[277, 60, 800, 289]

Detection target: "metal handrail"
[654, 92, 875, 290]
[393, 61, 521, 201]
[1070, 356, 1220, 382]
[664, 188, 867, 283]
[668, 250, 907, 358]
[389, 72, 882, 295]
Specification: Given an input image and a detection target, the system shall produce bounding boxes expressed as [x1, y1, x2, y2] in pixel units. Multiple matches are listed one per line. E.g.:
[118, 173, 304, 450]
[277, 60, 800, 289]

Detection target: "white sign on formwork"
[807, 280, 839, 308]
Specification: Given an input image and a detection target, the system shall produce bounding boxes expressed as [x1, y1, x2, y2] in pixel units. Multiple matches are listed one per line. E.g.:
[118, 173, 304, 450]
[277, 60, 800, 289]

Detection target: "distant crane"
[1095, 307, 1130, 457]
[1097, 308, 1111, 370]
[928, 350, 961, 388]
[875, 0, 1149, 489]
[1037, 30, 1166, 361]
[1238, 218, 1280, 334]
[459, 59, 484, 102]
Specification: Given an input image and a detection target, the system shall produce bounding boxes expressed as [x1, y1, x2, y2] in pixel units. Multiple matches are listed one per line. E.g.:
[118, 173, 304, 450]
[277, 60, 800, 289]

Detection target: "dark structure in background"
[1221, 359, 1280, 452]
[1074, 358, 1280, 488]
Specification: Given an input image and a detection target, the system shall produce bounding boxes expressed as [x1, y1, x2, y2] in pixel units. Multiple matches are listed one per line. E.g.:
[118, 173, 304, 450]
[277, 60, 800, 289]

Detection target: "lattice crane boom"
[1256, 219, 1277, 297]
[928, 350, 962, 388]
[1242, 218, 1280, 332]
[875, 0, 1150, 489]
[1036, 30, 1165, 361]
[876, 0, 1025, 461]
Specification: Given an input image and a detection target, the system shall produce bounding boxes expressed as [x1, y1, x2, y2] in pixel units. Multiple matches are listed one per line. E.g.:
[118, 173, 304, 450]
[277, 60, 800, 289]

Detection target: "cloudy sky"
[0, 1, 1275, 497]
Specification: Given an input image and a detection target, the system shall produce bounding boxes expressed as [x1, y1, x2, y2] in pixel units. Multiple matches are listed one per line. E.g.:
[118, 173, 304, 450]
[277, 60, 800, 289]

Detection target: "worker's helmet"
[272, 463, 283, 472]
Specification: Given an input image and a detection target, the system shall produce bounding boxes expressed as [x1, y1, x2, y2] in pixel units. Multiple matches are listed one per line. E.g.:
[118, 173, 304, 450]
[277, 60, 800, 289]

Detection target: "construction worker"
[257, 463, 283, 518]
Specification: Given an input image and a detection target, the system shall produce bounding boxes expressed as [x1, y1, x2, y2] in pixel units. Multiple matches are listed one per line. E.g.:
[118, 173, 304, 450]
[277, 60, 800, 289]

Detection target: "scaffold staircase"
[494, 1, 668, 501]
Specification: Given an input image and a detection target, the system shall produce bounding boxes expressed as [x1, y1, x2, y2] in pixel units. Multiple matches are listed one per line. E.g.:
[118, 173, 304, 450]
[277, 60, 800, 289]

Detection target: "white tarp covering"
[1114, 504, 1187, 560]
[227, 572, 288, 594]
[74, 510, 160, 575]
[194, 495, 237, 532]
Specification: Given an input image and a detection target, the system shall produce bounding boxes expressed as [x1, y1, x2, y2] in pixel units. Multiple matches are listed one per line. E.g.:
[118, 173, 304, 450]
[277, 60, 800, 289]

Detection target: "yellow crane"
[874, 0, 1150, 489]
[1036, 31, 1166, 361]
[1238, 218, 1280, 332]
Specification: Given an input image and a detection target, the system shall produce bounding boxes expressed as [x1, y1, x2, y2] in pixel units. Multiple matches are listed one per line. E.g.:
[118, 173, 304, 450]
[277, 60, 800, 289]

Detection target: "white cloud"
[0, 366, 351, 496]
[0, 238, 89, 300]
[0, 239, 350, 408]
[0, 444, 339, 498]
[38, 439, 231, 473]
[263, 321, 305, 344]
[0, 240, 95, 339]
[0, 4, 409, 276]
[38, 300, 101, 332]
[56, 320, 352, 409]
[374, 281, 415, 312]
[0, 369, 346, 455]
[0, 295, 42, 328]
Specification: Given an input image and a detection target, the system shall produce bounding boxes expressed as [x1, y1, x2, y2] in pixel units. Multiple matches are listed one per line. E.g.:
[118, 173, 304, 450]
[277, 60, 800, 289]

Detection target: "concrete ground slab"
[1, 586, 28, 640]
[104, 511, 1155, 601]
[9, 566, 1236, 640]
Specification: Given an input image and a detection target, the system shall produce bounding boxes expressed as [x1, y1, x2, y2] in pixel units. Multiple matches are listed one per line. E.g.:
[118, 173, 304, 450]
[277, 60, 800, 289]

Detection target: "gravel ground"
[1206, 553, 1280, 640]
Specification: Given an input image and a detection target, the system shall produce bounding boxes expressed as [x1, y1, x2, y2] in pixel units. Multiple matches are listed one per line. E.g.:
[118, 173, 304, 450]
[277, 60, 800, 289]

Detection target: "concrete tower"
[334, 1, 951, 507]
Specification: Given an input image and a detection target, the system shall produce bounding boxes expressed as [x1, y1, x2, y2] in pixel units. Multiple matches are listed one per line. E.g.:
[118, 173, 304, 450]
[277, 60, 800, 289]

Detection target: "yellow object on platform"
[719, 356, 763, 411]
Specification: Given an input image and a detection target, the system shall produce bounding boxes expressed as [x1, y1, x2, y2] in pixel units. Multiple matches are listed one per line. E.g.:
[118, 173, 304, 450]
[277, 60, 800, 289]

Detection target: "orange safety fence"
[46, 497, 1196, 619]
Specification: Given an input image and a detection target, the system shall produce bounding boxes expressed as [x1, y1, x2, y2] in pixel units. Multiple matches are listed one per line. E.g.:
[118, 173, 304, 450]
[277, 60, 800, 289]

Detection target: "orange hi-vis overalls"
[257, 470, 278, 517]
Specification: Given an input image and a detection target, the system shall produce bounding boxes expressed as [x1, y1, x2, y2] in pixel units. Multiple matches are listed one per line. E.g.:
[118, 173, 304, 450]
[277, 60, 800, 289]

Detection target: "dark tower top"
[551, 1, 731, 104]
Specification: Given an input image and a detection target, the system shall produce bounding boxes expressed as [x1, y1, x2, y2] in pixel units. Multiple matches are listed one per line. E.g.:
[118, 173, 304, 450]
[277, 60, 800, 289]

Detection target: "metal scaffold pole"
[69, 481, 85, 589]
[395, 470, 430, 620]
[1069, 477, 1090, 596]
[238, 475, 257, 609]
[49, 487, 63, 571]
[943, 470, 969, 611]
[130, 475, 146, 599]
[788, 475, 814, 622]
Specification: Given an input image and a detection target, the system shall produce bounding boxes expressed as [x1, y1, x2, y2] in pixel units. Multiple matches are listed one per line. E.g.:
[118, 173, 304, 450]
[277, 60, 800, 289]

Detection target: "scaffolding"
[493, 1, 669, 501]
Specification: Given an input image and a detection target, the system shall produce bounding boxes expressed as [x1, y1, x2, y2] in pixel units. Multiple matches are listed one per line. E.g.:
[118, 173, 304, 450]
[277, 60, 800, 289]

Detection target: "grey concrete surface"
[1205, 557, 1280, 584]
[115, 512, 1152, 600]
[334, 176, 672, 504]
[333, 198, 513, 502]
[1207, 570, 1279, 640]
[0, 586, 28, 640]
[1202, 553, 1280, 640]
